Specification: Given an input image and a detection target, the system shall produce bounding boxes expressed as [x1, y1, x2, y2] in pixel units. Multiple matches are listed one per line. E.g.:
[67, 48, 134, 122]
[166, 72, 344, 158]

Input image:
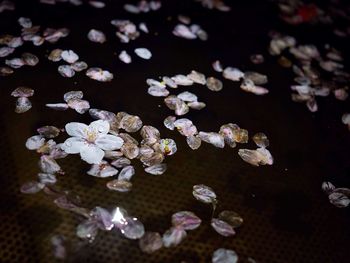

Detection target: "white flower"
[61, 120, 124, 164]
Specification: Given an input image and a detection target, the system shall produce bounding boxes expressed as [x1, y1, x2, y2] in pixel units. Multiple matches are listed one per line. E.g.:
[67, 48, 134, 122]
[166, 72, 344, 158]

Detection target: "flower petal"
[65, 122, 88, 138]
[80, 145, 104, 164]
[95, 134, 124, 151]
[61, 137, 85, 154]
[89, 120, 110, 135]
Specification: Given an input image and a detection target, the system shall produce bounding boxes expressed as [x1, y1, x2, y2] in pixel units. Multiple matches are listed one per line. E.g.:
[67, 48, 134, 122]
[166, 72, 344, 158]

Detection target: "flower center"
[86, 130, 97, 143]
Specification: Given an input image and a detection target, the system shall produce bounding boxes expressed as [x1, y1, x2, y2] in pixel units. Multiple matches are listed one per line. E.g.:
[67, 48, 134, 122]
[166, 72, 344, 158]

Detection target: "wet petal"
[20, 181, 45, 194]
[159, 139, 177, 155]
[198, 132, 225, 148]
[118, 165, 135, 181]
[80, 144, 104, 164]
[171, 211, 201, 230]
[46, 103, 69, 111]
[119, 217, 145, 240]
[65, 122, 89, 138]
[218, 211, 243, 228]
[58, 65, 75, 78]
[212, 248, 238, 263]
[206, 77, 223, 91]
[193, 184, 217, 204]
[25, 135, 45, 150]
[139, 232, 163, 254]
[211, 218, 235, 237]
[144, 163, 167, 175]
[107, 179, 132, 192]
[61, 50, 79, 63]
[186, 135, 201, 150]
[162, 226, 187, 247]
[87, 29, 106, 43]
[134, 48, 152, 59]
[86, 67, 113, 82]
[119, 50, 132, 64]
[95, 134, 124, 151]
[223, 67, 244, 81]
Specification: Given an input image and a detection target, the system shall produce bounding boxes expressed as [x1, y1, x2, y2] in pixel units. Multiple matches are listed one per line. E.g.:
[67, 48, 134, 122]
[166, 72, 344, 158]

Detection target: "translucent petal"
[192, 184, 217, 204]
[139, 232, 163, 254]
[211, 218, 235, 237]
[162, 227, 187, 247]
[212, 248, 238, 263]
[171, 211, 201, 230]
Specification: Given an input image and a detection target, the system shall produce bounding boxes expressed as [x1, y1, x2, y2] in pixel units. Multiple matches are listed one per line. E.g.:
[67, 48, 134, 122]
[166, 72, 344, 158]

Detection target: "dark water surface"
[0, 0, 350, 262]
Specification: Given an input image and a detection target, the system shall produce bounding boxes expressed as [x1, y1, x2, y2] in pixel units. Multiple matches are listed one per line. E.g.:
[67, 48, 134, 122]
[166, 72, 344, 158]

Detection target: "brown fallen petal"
[0, 66, 14, 76]
[67, 99, 90, 114]
[206, 77, 223, 91]
[244, 71, 268, 85]
[121, 142, 139, 159]
[211, 218, 235, 237]
[37, 126, 60, 138]
[11, 87, 34, 97]
[48, 49, 63, 62]
[106, 179, 132, 192]
[218, 210, 243, 228]
[15, 97, 32, 113]
[250, 54, 264, 64]
[187, 70, 206, 85]
[140, 152, 164, 167]
[139, 232, 163, 254]
[252, 132, 269, 148]
[22, 53, 39, 66]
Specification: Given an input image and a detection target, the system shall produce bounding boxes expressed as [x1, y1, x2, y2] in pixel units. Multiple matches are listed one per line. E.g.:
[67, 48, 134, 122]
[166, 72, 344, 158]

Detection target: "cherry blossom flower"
[61, 120, 124, 164]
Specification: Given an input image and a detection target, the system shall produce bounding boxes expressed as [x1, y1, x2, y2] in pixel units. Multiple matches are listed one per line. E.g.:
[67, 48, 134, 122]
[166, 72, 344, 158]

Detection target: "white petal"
[25, 135, 45, 150]
[65, 122, 88, 138]
[89, 120, 110, 134]
[61, 137, 86, 154]
[80, 145, 104, 164]
[95, 135, 124, 151]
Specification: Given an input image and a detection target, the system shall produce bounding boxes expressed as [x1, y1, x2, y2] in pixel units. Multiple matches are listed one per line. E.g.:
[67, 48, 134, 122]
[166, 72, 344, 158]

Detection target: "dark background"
[0, 0, 350, 262]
